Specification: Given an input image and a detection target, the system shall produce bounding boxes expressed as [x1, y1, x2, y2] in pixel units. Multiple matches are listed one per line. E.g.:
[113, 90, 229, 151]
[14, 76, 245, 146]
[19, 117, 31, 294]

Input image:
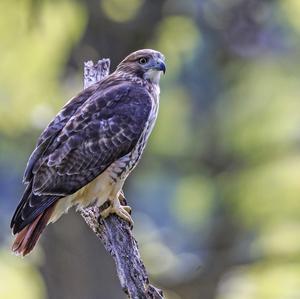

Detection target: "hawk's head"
[116, 49, 166, 84]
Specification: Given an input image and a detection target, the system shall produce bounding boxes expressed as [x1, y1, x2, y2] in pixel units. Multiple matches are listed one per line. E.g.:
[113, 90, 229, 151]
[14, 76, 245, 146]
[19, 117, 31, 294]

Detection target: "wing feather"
[23, 83, 99, 184]
[12, 81, 152, 232]
[31, 82, 152, 196]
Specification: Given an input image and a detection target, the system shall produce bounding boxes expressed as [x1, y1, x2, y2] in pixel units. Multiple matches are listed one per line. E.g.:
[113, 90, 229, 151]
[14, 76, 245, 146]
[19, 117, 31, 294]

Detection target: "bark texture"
[79, 59, 164, 299]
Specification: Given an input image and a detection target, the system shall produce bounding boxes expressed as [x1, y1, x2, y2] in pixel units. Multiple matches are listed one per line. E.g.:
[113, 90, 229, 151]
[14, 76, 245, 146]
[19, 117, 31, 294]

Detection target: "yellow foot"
[100, 198, 133, 225]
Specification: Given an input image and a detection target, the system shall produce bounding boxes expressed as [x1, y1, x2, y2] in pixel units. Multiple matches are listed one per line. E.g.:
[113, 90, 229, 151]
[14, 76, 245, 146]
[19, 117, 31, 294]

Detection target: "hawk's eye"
[138, 57, 148, 64]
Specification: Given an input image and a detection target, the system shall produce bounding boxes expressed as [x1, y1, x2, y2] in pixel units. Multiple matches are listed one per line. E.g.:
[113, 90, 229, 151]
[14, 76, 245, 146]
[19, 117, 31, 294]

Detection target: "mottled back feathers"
[11, 77, 152, 233]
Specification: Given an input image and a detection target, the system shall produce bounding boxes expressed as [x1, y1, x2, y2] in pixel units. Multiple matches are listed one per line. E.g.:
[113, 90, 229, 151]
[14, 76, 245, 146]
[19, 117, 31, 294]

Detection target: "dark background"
[1, 0, 300, 298]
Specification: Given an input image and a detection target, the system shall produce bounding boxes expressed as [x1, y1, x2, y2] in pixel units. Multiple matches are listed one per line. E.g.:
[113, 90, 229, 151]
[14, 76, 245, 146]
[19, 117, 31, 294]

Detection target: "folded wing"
[11, 82, 152, 233]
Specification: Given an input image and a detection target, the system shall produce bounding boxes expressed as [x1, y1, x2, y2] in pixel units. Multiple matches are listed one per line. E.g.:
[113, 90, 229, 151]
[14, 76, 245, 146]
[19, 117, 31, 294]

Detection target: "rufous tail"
[12, 205, 55, 256]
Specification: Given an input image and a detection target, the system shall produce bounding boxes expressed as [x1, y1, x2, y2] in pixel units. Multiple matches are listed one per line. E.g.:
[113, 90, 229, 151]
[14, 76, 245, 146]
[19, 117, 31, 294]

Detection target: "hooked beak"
[154, 59, 166, 74]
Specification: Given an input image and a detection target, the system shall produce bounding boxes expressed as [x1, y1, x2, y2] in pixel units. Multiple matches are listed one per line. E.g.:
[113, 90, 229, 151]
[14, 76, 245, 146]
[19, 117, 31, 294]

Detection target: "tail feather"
[12, 204, 55, 256]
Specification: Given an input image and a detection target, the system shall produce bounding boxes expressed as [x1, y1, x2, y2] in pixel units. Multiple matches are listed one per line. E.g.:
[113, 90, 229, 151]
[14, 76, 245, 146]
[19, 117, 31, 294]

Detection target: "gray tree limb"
[79, 59, 164, 299]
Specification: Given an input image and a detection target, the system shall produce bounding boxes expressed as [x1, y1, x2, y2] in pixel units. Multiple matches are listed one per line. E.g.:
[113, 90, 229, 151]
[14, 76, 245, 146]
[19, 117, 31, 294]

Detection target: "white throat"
[144, 69, 162, 84]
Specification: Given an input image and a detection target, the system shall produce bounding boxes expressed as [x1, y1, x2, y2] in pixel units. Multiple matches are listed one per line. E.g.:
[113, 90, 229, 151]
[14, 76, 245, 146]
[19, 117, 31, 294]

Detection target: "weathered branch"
[79, 59, 164, 299]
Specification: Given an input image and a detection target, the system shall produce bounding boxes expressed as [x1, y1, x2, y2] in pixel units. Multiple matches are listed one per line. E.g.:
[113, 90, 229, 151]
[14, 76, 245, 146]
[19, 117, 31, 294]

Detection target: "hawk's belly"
[50, 166, 123, 223]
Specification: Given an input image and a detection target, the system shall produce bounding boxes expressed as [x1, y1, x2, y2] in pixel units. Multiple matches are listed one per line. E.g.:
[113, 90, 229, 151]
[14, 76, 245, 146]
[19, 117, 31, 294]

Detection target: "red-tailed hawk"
[11, 49, 166, 256]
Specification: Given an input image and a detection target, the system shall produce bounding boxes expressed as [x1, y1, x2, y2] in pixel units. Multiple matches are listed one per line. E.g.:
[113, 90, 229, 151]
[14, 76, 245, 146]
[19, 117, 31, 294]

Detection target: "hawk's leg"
[100, 193, 133, 225]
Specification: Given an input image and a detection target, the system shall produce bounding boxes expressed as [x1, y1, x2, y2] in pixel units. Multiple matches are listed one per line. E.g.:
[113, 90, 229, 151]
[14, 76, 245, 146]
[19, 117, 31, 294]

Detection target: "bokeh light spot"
[0, 250, 46, 299]
[101, 0, 143, 23]
[151, 16, 201, 77]
[172, 176, 214, 229]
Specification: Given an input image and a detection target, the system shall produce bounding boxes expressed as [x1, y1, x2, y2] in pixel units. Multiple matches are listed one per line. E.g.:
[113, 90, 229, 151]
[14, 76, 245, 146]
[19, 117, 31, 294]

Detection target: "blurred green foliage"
[0, 250, 45, 299]
[0, 0, 86, 134]
[101, 0, 143, 22]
